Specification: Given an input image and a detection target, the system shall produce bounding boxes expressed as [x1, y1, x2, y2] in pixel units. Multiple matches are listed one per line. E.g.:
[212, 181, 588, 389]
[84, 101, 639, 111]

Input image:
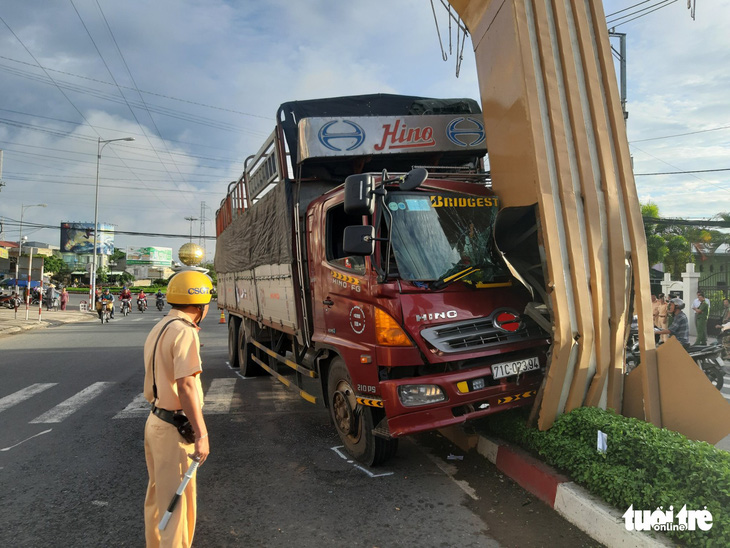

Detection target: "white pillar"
[682, 263, 700, 337]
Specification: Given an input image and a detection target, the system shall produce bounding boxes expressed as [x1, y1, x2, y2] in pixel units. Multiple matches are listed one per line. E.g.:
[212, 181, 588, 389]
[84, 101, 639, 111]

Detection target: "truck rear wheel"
[327, 358, 398, 466]
[238, 322, 264, 377]
[228, 317, 239, 366]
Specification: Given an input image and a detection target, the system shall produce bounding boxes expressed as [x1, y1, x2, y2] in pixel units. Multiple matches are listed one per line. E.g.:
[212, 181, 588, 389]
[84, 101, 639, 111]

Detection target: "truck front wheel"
[327, 358, 398, 466]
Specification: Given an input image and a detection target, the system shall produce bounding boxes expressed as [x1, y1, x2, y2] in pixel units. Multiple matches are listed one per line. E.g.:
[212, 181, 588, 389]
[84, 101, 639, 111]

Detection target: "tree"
[664, 235, 693, 278]
[641, 203, 667, 266]
[111, 248, 126, 262]
[200, 262, 217, 286]
[96, 265, 109, 284]
[43, 254, 68, 276]
[110, 271, 134, 286]
[646, 233, 669, 267]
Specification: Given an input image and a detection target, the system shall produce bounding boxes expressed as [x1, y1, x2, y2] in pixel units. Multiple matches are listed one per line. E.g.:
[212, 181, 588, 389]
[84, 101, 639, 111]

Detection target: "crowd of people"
[652, 291, 730, 348]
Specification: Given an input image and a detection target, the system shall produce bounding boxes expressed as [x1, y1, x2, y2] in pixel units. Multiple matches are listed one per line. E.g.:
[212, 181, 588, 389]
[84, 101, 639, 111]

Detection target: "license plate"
[491, 356, 540, 379]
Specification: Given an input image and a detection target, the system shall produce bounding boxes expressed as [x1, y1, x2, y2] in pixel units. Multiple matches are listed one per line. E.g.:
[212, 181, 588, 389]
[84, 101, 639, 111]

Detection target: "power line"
[644, 217, 730, 228]
[635, 167, 730, 176]
[1, 218, 216, 240]
[630, 124, 730, 143]
[607, 0, 678, 28]
[0, 54, 272, 120]
[606, 0, 654, 18]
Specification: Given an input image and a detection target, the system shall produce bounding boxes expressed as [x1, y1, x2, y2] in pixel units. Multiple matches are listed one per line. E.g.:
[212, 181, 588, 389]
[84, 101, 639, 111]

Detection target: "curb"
[439, 427, 673, 548]
[0, 312, 98, 337]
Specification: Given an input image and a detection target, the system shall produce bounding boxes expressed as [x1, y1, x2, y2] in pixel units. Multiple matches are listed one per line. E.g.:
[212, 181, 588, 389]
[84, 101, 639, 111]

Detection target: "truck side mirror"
[343, 226, 375, 256]
[344, 174, 375, 215]
[399, 167, 428, 191]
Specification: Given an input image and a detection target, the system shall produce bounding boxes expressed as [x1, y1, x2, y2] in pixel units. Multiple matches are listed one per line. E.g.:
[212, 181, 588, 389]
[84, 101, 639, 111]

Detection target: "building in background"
[122, 246, 174, 284]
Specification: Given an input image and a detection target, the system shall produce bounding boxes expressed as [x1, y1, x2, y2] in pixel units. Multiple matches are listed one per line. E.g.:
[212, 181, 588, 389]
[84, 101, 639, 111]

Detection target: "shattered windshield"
[385, 192, 508, 284]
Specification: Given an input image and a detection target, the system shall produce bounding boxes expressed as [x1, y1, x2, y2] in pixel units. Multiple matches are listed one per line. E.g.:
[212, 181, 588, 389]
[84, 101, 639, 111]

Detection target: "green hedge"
[65, 286, 166, 294]
[482, 407, 730, 547]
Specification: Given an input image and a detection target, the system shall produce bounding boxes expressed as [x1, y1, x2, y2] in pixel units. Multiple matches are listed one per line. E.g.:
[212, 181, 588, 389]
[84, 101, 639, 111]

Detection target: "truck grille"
[420, 313, 548, 354]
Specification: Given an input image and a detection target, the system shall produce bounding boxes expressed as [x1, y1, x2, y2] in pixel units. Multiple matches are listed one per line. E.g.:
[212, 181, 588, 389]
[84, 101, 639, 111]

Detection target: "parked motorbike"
[625, 323, 725, 390]
[720, 324, 730, 361]
[120, 298, 131, 316]
[156, 295, 165, 311]
[0, 294, 21, 309]
[137, 298, 147, 312]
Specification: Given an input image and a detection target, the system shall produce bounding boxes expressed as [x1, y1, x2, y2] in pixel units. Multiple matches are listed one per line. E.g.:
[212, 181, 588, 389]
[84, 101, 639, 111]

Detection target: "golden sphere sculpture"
[178, 243, 205, 266]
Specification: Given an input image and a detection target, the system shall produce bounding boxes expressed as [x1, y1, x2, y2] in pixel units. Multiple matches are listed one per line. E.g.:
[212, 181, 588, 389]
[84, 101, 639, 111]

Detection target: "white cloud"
[0, 0, 728, 261]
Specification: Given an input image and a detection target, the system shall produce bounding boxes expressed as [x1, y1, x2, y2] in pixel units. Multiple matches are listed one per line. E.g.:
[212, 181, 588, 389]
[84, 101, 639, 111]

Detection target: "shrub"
[482, 407, 730, 546]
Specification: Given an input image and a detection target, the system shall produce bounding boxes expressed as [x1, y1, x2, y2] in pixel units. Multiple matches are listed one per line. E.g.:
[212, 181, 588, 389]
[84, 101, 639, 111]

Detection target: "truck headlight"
[398, 384, 446, 407]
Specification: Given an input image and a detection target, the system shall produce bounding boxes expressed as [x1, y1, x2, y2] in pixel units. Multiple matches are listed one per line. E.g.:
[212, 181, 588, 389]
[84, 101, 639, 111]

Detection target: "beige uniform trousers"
[144, 413, 197, 547]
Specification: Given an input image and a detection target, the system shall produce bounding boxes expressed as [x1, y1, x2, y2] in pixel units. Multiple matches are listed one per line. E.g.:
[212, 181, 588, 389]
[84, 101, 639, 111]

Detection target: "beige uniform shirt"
[143, 309, 204, 411]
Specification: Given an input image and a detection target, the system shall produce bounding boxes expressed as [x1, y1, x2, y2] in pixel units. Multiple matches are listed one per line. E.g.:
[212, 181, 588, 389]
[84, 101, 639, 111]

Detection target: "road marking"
[30, 382, 115, 423]
[0, 383, 57, 414]
[113, 393, 150, 419]
[113, 379, 238, 419]
[1, 428, 53, 451]
[330, 446, 394, 478]
[204, 378, 237, 414]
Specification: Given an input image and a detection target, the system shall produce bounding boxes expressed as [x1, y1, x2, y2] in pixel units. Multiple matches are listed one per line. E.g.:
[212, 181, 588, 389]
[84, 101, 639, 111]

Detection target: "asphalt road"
[0, 305, 598, 547]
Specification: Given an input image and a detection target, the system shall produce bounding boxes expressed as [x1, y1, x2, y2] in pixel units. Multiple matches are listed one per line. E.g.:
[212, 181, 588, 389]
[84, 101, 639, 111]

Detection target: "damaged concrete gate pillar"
[448, 0, 730, 443]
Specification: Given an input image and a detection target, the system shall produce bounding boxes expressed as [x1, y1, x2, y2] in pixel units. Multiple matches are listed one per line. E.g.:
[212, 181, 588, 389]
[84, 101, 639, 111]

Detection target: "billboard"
[127, 246, 173, 266]
[60, 222, 115, 255]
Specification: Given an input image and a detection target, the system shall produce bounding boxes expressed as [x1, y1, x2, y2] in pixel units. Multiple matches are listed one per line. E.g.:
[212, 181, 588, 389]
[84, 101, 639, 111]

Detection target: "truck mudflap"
[379, 369, 542, 438]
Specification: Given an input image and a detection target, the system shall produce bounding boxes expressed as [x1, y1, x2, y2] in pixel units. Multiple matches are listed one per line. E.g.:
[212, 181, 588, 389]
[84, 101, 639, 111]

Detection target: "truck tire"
[238, 322, 264, 377]
[327, 358, 398, 466]
[228, 317, 239, 367]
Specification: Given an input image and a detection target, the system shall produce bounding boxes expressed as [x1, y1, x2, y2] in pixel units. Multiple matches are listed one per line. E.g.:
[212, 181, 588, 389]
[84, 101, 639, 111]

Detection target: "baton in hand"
[158, 460, 199, 531]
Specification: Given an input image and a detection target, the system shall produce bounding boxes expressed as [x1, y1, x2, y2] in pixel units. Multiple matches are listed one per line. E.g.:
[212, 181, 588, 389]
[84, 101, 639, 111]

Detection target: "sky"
[0, 0, 728, 264]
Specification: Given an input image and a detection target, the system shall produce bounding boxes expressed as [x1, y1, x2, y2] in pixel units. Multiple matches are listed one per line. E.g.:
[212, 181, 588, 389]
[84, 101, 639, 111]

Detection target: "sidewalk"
[0, 304, 98, 337]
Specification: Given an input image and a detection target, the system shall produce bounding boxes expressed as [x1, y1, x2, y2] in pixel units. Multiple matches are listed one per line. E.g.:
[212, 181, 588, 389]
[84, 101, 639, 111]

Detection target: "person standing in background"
[692, 292, 709, 345]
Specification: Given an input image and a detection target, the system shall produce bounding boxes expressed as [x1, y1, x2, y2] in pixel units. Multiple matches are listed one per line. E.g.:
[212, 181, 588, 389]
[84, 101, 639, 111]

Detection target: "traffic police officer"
[143, 270, 212, 547]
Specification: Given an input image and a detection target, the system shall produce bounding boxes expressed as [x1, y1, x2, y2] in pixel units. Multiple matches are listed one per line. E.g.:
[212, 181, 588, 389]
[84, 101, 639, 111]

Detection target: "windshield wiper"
[429, 265, 481, 291]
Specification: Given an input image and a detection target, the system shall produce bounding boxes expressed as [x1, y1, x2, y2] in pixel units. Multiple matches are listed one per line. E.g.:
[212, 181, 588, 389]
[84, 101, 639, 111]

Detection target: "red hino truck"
[215, 94, 551, 465]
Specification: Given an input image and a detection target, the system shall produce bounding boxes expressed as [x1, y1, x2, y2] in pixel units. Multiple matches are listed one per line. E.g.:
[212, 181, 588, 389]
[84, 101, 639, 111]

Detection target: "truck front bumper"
[379, 369, 542, 438]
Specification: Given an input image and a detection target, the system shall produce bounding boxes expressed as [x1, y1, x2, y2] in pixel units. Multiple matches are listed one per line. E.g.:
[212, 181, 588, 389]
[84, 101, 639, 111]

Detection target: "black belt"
[152, 406, 183, 424]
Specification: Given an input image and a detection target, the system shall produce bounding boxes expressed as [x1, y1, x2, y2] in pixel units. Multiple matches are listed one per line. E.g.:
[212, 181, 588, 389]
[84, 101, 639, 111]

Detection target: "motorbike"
[96, 298, 113, 324]
[720, 324, 730, 361]
[0, 294, 21, 309]
[156, 295, 165, 311]
[120, 298, 131, 316]
[625, 322, 725, 390]
[137, 298, 148, 312]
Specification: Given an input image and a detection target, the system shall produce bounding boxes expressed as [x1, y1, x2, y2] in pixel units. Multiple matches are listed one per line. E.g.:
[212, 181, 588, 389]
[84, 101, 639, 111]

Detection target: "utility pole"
[199, 201, 207, 257]
[0, 150, 6, 193]
[609, 30, 628, 121]
[184, 216, 198, 243]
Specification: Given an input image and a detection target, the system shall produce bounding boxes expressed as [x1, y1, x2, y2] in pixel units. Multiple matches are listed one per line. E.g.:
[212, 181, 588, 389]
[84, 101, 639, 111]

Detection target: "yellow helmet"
[166, 270, 213, 305]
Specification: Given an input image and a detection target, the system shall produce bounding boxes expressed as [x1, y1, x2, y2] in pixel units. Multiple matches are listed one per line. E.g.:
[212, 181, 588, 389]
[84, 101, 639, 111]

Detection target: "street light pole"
[15, 203, 46, 296]
[90, 136, 135, 305]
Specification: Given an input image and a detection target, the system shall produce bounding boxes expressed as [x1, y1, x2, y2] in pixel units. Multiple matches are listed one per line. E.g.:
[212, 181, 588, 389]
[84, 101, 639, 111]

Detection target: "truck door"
[309, 199, 369, 343]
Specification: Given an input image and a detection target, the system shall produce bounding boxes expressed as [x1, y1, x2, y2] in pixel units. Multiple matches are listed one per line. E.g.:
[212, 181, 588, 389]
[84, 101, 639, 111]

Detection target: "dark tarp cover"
[214, 181, 293, 273]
